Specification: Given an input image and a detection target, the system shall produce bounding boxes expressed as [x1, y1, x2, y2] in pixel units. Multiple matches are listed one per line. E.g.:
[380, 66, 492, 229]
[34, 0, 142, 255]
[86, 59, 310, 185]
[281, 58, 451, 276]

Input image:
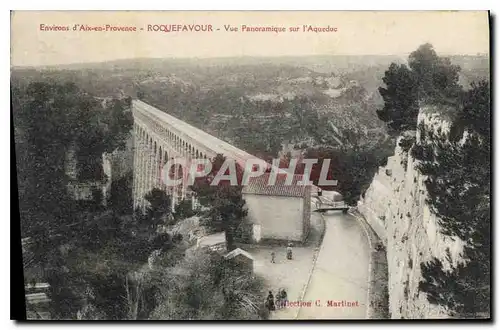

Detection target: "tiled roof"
[242, 173, 311, 198]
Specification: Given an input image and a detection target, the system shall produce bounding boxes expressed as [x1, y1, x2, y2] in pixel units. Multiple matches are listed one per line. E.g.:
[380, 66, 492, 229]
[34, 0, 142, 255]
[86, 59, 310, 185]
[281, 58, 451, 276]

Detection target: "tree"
[377, 63, 420, 132]
[144, 188, 172, 229]
[377, 43, 462, 132]
[101, 98, 134, 152]
[305, 142, 393, 205]
[191, 154, 247, 251]
[108, 171, 134, 215]
[451, 80, 490, 140]
[415, 81, 490, 318]
[13, 81, 102, 262]
[408, 43, 461, 102]
[149, 249, 267, 320]
[174, 199, 197, 220]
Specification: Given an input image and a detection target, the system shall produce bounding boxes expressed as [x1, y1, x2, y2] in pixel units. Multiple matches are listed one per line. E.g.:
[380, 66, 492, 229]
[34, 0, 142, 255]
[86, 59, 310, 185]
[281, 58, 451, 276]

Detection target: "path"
[249, 211, 323, 320]
[296, 211, 371, 319]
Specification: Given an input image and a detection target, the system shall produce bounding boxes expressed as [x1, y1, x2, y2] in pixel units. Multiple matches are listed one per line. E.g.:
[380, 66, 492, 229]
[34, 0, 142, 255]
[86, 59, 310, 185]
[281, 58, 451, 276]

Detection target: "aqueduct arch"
[132, 100, 263, 211]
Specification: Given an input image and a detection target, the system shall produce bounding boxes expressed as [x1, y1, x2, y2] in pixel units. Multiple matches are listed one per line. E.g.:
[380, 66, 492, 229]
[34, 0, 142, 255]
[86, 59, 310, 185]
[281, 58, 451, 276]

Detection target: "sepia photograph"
[10, 10, 491, 320]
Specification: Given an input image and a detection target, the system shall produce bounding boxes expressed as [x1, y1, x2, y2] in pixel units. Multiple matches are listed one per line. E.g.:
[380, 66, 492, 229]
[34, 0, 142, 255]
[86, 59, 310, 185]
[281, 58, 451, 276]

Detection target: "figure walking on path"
[286, 243, 293, 260]
[280, 288, 288, 303]
[271, 251, 276, 263]
[276, 288, 288, 309]
[266, 291, 276, 311]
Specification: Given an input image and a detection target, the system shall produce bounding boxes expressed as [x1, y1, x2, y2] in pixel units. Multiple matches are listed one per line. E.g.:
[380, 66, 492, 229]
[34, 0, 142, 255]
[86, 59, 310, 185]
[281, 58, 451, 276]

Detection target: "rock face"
[357, 109, 465, 319]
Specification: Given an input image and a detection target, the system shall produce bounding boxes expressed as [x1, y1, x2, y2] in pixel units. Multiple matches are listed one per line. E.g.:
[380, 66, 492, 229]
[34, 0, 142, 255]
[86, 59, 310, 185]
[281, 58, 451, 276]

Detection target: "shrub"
[399, 135, 416, 153]
[174, 199, 197, 220]
[417, 81, 490, 318]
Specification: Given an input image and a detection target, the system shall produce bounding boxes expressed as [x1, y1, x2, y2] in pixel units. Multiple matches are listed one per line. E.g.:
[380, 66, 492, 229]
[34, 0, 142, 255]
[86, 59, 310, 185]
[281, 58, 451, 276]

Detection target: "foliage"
[101, 98, 134, 152]
[13, 82, 88, 242]
[451, 80, 490, 140]
[149, 249, 267, 320]
[234, 221, 254, 244]
[377, 63, 420, 131]
[144, 188, 173, 229]
[43, 209, 185, 319]
[377, 43, 462, 132]
[398, 134, 416, 153]
[305, 140, 394, 205]
[12, 80, 157, 319]
[376, 47, 490, 317]
[419, 246, 490, 318]
[108, 171, 134, 215]
[191, 154, 248, 251]
[173, 198, 197, 221]
[408, 44, 462, 102]
[416, 81, 490, 318]
[13, 81, 132, 239]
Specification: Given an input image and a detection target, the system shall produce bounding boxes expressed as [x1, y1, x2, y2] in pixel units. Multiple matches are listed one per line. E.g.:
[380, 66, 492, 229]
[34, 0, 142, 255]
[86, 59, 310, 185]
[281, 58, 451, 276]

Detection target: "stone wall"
[357, 109, 465, 319]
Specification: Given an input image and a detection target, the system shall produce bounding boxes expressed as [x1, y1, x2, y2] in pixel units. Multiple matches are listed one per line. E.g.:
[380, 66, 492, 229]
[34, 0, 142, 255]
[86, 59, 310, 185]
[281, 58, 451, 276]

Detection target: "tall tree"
[408, 43, 461, 102]
[144, 188, 172, 229]
[416, 81, 490, 318]
[377, 43, 461, 132]
[305, 144, 392, 205]
[377, 63, 420, 132]
[191, 154, 247, 251]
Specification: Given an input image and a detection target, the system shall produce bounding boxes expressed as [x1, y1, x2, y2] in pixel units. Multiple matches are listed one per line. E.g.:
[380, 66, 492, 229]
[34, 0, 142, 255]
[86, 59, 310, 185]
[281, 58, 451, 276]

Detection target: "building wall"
[244, 194, 305, 242]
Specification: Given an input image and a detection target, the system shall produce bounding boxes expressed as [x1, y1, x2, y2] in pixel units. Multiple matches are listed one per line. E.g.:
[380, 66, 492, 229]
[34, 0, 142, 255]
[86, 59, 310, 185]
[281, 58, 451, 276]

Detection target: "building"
[224, 248, 254, 274]
[242, 173, 312, 243]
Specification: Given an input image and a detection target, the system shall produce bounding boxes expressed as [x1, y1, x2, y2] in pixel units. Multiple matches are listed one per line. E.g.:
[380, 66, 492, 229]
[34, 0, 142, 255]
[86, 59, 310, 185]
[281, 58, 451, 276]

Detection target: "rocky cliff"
[357, 108, 465, 318]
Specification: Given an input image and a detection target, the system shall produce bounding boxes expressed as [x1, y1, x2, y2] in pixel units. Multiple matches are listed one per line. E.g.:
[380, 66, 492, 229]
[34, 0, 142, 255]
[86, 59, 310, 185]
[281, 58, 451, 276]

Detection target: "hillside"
[11, 54, 488, 159]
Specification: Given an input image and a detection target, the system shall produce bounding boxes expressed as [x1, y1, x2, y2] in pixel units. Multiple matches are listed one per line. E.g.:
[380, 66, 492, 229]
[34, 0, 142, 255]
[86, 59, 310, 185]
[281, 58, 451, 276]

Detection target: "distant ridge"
[11, 54, 409, 71]
[12, 54, 489, 77]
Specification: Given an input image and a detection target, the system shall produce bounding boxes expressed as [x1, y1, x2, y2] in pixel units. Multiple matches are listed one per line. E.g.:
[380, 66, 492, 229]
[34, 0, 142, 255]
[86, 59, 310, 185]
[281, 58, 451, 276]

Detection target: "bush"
[377, 43, 461, 133]
[174, 199, 197, 220]
[149, 249, 267, 320]
[416, 81, 490, 318]
[234, 222, 253, 244]
[399, 135, 416, 153]
[305, 141, 395, 205]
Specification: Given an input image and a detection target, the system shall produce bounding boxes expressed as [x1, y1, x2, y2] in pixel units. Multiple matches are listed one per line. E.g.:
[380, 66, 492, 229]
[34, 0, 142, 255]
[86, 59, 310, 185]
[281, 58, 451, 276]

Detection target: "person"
[266, 291, 275, 311]
[280, 289, 288, 305]
[275, 290, 282, 309]
[286, 243, 293, 260]
[276, 288, 286, 309]
[270, 251, 276, 263]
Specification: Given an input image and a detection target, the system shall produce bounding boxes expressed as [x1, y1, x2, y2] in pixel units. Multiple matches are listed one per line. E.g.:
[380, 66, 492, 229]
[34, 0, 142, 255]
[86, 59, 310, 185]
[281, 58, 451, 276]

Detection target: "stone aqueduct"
[132, 99, 259, 211]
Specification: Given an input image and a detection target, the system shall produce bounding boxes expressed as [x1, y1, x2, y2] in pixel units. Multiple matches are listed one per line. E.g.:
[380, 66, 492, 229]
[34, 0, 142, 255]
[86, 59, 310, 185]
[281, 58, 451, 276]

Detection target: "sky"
[10, 11, 490, 67]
